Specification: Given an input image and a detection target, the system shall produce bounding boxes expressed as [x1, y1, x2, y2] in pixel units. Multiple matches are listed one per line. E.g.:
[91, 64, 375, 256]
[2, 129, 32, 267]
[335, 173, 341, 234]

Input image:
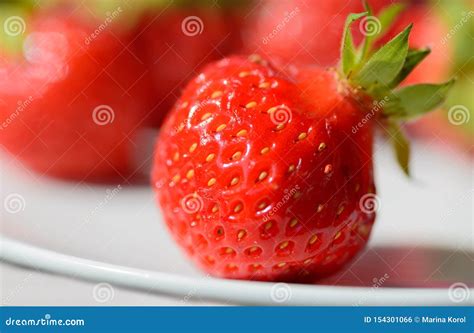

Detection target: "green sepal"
[354, 24, 412, 89]
[388, 48, 431, 88]
[386, 122, 411, 176]
[384, 79, 455, 120]
[374, 3, 405, 40]
[360, 2, 406, 60]
[337, 5, 455, 177]
[341, 12, 368, 76]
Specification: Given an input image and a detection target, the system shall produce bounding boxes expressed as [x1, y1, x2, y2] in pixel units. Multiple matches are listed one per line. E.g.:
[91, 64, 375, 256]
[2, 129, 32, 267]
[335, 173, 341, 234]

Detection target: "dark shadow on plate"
[319, 246, 474, 288]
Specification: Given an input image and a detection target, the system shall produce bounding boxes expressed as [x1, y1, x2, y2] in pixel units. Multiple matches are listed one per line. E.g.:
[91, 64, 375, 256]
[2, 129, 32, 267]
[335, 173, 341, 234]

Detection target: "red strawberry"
[152, 9, 453, 281]
[0, 10, 152, 182]
[137, 5, 243, 126]
[243, 0, 393, 66]
[245, 0, 469, 154]
[154, 57, 375, 281]
[244, 0, 450, 78]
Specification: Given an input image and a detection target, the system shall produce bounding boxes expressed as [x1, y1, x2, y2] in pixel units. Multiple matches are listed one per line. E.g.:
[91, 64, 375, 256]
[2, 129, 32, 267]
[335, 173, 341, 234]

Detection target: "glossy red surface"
[152, 55, 376, 281]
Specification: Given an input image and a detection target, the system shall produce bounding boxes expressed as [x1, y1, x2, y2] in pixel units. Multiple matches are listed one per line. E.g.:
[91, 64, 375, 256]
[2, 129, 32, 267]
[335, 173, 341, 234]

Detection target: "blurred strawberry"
[243, 0, 393, 66]
[398, 0, 472, 154]
[244, 0, 450, 80]
[136, 4, 244, 126]
[0, 9, 153, 182]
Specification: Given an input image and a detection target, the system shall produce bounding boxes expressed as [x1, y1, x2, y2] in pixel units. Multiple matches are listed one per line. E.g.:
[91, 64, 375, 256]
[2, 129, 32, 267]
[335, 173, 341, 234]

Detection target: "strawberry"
[244, 0, 450, 79]
[246, 0, 471, 154]
[0, 9, 153, 182]
[152, 7, 453, 281]
[243, 0, 393, 66]
[136, 4, 243, 126]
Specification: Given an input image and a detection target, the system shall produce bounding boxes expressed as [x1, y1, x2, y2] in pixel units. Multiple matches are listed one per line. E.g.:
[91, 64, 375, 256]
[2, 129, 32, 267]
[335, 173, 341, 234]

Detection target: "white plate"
[1, 140, 473, 305]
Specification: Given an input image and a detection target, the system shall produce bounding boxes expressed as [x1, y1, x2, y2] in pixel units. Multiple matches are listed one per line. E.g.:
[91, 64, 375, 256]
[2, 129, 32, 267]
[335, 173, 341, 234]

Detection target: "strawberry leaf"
[384, 79, 455, 120]
[354, 24, 412, 89]
[341, 12, 368, 76]
[387, 122, 410, 176]
[389, 48, 431, 88]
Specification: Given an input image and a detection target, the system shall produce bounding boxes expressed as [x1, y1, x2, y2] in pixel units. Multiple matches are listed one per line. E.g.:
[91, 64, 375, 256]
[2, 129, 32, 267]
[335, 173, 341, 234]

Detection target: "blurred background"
[0, 0, 472, 184]
[0, 0, 472, 305]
